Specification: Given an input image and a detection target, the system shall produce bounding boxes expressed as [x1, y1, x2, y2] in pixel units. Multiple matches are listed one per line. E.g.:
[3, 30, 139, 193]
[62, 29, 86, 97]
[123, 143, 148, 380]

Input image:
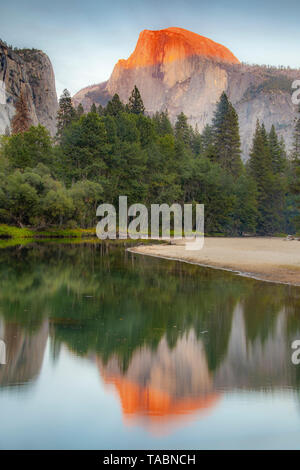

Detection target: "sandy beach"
[130, 237, 300, 286]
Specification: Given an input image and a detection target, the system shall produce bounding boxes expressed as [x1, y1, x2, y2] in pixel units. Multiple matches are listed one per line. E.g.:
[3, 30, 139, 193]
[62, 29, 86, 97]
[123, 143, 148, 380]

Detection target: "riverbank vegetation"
[1, 86, 300, 236]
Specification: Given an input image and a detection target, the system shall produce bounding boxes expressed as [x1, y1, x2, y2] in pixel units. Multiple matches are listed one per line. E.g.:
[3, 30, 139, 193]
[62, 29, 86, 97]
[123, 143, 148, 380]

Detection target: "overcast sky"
[1, 0, 300, 97]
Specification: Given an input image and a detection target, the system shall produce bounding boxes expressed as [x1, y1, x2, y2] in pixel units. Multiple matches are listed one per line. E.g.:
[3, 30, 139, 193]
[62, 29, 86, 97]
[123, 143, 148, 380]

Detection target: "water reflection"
[0, 320, 48, 387]
[0, 242, 300, 435]
[97, 330, 220, 433]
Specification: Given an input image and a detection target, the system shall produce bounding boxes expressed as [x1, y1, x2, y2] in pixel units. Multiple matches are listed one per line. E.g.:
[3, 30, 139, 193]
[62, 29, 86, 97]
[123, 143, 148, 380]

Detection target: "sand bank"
[130, 238, 300, 286]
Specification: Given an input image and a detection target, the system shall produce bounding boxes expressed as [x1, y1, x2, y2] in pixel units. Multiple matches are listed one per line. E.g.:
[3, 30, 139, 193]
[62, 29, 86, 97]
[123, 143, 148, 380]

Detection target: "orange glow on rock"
[101, 372, 220, 432]
[117, 27, 240, 69]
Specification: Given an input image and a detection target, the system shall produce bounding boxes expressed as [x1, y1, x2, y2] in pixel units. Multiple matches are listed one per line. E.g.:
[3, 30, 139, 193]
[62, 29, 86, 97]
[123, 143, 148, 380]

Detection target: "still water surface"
[0, 241, 300, 449]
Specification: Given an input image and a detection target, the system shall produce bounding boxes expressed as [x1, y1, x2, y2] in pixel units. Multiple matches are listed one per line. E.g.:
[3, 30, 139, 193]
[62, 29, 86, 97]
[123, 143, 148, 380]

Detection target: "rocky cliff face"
[73, 27, 299, 158]
[0, 41, 58, 136]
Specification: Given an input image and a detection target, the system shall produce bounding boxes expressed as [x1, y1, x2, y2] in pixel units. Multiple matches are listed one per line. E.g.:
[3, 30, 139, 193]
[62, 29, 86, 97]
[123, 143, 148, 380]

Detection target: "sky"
[1, 0, 300, 97]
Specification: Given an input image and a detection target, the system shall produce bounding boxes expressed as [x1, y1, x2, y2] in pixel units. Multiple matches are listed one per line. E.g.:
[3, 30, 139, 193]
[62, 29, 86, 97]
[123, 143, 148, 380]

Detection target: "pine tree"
[249, 121, 281, 234]
[11, 90, 32, 134]
[175, 112, 190, 145]
[201, 124, 216, 160]
[268, 125, 286, 231]
[153, 110, 173, 136]
[191, 124, 202, 156]
[76, 103, 85, 119]
[212, 92, 230, 134]
[97, 104, 104, 116]
[269, 125, 286, 174]
[128, 86, 145, 115]
[90, 103, 97, 114]
[106, 94, 124, 117]
[212, 92, 242, 177]
[56, 89, 76, 138]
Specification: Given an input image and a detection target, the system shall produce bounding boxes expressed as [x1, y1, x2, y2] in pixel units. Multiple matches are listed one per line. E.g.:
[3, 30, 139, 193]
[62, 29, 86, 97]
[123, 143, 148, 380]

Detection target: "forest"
[0, 85, 300, 236]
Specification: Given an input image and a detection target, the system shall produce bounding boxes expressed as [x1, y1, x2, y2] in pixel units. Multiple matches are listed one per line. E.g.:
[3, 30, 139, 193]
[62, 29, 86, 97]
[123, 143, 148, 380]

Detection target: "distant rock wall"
[0, 42, 58, 136]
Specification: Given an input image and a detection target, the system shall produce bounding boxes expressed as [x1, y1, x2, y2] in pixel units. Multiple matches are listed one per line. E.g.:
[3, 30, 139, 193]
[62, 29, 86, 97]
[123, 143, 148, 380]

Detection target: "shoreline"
[129, 238, 300, 287]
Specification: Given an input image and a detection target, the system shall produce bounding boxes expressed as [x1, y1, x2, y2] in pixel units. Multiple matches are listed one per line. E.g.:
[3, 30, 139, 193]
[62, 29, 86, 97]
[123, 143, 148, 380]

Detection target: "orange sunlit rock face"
[117, 27, 240, 69]
[103, 374, 219, 422]
[97, 333, 221, 434]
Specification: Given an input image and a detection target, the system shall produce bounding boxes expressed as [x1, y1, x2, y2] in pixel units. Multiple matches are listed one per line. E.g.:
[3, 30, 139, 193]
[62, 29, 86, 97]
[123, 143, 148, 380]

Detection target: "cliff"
[115, 27, 239, 69]
[0, 41, 58, 136]
[73, 27, 299, 158]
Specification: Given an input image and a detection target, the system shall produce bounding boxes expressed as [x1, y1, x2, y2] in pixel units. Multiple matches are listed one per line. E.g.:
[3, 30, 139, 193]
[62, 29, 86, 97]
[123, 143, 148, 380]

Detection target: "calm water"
[1, 241, 300, 449]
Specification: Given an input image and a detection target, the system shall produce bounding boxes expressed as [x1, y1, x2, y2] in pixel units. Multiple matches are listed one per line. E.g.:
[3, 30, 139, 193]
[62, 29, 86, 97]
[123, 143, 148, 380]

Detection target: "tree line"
[0, 84, 300, 235]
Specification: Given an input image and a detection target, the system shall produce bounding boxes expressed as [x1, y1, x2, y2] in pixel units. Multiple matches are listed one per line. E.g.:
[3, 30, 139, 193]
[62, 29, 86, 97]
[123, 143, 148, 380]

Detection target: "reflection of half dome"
[97, 331, 221, 433]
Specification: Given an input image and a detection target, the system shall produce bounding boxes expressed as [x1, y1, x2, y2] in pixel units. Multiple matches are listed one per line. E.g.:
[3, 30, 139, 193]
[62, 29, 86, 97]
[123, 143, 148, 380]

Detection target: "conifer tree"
[106, 94, 124, 117]
[269, 125, 286, 174]
[97, 104, 104, 116]
[201, 124, 216, 160]
[212, 92, 242, 176]
[56, 89, 76, 138]
[191, 124, 202, 156]
[268, 125, 286, 231]
[11, 90, 32, 134]
[76, 103, 85, 119]
[90, 103, 97, 114]
[153, 110, 173, 136]
[128, 86, 145, 115]
[175, 112, 190, 145]
[249, 121, 281, 234]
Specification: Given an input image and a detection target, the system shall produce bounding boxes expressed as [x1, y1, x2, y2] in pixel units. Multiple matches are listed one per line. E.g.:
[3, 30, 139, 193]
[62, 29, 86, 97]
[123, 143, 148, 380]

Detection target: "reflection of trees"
[0, 242, 300, 392]
[242, 283, 285, 345]
[0, 243, 241, 371]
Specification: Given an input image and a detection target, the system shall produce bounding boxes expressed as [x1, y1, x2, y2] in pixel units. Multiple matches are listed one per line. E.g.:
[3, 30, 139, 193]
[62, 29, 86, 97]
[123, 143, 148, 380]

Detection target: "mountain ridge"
[73, 28, 299, 158]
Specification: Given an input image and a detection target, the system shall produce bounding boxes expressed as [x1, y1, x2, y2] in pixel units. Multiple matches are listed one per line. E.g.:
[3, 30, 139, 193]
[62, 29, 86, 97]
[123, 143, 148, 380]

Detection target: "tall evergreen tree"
[106, 94, 124, 117]
[175, 112, 190, 145]
[97, 104, 104, 116]
[56, 89, 76, 138]
[212, 92, 242, 177]
[201, 124, 216, 160]
[76, 103, 85, 119]
[128, 86, 145, 115]
[269, 125, 286, 174]
[90, 103, 97, 114]
[269, 125, 287, 229]
[11, 90, 32, 134]
[153, 110, 173, 136]
[249, 121, 279, 234]
[191, 124, 202, 157]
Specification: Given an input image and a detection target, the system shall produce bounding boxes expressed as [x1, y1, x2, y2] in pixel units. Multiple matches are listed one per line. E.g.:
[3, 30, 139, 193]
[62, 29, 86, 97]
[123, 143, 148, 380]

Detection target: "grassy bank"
[0, 224, 96, 240]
